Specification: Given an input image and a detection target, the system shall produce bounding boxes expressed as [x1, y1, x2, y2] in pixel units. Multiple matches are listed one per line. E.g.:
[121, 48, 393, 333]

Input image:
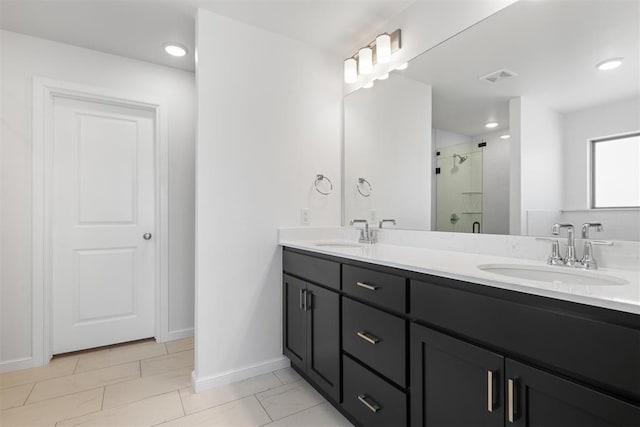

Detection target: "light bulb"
[485, 122, 499, 129]
[164, 43, 187, 57]
[359, 47, 373, 75]
[376, 33, 391, 64]
[344, 58, 358, 84]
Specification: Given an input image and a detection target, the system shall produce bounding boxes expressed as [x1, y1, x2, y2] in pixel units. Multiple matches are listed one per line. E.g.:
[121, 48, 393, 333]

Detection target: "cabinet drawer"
[410, 279, 640, 401]
[342, 264, 406, 313]
[343, 297, 406, 387]
[283, 250, 340, 290]
[343, 355, 407, 427]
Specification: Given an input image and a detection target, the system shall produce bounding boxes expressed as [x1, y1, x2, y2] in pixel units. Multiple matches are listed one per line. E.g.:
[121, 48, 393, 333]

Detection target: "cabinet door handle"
[299, 289, 304, 310]
[487, 370, 496, 412]
[357, 394, 381, 413]
[508, 378, 519, 423]
[356, 281, 378, 291]
[305, 291, 312, 311]
[302, 290, 307, 311]
[356, 331, 380, 344]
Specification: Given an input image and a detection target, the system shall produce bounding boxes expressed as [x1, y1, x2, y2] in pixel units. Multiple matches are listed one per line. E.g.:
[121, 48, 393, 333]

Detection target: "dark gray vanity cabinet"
[505, 359, 640, 427]
[410, 324, 505, 427]
[282, 247, 640, 427]
[282, 252, 340, 402]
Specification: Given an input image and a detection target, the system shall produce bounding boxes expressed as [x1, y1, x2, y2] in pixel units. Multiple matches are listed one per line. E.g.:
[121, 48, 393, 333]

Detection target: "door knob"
[143, 233, 152, 240]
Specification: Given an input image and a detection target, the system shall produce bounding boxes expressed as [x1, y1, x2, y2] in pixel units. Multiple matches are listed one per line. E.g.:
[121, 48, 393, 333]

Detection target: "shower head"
[453, 154, 469, 164]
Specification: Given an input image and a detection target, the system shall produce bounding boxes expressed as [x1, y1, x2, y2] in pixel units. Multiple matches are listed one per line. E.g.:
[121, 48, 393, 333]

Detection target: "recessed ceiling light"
[500, 134, 511, 139]
[164, 43, 187, 57]
[485, 122, 499, 129]
[378, 73, 389, 81]
[596, 57, 623, 71]
[395, 62, 408, 71]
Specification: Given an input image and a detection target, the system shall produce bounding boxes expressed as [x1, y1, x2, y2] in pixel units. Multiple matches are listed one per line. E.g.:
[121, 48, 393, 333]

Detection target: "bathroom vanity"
[281, 242, 640, 427]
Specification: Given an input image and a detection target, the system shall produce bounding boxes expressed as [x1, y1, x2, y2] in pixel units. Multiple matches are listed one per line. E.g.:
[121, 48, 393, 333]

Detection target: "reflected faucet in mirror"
[350, 219, 376, 244]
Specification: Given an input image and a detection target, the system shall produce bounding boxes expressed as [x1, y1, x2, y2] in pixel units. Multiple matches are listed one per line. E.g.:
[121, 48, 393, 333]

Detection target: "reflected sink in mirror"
[477, 264, 628, 287]
[314, 242, 364, 249]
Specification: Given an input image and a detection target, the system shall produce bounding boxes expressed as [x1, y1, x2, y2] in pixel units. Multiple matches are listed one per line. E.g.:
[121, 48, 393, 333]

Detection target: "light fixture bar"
[345, 29, 402, 84]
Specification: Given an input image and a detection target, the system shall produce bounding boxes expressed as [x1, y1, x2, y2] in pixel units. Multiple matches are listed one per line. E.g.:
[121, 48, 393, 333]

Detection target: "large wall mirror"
[343, 0, 640, 241]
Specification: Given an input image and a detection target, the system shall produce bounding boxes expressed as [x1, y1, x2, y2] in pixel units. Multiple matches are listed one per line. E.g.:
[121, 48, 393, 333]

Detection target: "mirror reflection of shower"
[434, 128, 511, 235]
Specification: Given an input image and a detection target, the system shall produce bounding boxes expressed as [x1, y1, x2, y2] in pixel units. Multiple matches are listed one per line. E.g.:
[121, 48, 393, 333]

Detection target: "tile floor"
[0, 338, 353, 426]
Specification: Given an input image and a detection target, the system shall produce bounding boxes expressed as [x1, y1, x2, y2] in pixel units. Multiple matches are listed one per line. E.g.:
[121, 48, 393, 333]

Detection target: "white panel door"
[51, 96, 156, 354]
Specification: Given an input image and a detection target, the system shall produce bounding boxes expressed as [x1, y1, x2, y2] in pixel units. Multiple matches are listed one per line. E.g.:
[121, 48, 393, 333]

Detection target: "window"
[591, 132, 640, 208]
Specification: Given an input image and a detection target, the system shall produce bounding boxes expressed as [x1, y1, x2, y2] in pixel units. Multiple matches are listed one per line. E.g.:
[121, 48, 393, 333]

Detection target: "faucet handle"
[581, 222, 603, 239]
[379, 219, 396, 229]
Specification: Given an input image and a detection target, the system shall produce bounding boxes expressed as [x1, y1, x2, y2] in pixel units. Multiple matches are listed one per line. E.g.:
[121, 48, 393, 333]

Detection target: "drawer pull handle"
[487, 370, 496, 412]
[508, 378, 519, 423]
[357, 394, 381, 413]
[357, 331, 380, 344]
[356, 282, 378, 291]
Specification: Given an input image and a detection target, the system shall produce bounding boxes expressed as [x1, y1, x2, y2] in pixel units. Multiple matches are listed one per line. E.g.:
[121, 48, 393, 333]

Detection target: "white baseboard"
[192, 356, 290, 393]
[164, 328, 194, 342]
[0, 357, 33, 373]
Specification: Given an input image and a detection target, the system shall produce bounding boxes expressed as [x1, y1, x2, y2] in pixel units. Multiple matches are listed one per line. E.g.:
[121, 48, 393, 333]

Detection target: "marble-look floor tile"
[267, 402, 353, 427]
[179, 372, 281, 415]
[0, 388, 103, 427]
[273, 367, 302, 385]
[57, 391, 183, 427]
[27, 361, 140, 403]
[0, 357, 78, 390]
[102, 367, 192, 409]
[141, 350, 193, 377]
[156, 395, 270, 427]
[0, 382, 34, 410]
[256, 380, 325, 421]
[165, 337, 193, 354]
[75, 341, 166, 373]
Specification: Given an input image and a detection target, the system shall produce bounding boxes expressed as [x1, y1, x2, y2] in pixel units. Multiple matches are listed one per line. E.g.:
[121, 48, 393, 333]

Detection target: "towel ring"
[314, 174, 333, 195]
[357, 177, 372, 197]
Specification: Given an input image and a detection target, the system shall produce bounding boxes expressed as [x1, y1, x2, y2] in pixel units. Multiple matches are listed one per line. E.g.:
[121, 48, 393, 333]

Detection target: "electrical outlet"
[300, 208, 310, 226]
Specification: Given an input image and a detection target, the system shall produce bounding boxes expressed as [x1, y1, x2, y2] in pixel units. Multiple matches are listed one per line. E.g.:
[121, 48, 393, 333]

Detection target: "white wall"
[510, 97, 563, 234]
[0, 30, 195, 368]
[562, 96, 640, 210]
[194, 10, 342, 391]
[344, 75, 432, 230]
[344, 0, 517, 93]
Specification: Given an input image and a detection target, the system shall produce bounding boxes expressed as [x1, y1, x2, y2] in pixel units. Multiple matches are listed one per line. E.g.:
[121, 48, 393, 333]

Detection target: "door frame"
[32, 77, 170, 366]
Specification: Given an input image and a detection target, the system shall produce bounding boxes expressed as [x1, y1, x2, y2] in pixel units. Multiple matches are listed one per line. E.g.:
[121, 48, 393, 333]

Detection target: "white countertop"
[280, 239, 640, 315]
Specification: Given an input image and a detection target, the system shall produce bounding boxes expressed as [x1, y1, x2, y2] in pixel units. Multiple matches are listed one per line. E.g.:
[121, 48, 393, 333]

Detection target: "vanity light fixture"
[500, 134, 511, 139]
[343, 29, 402, 83]
[485, 122, 499, 129]
[376, 33, 392, 63]
[395, 62, 408, 71]
[596, 57, 623, 71]
[359, 47, 373, 75]
[164, 43, 187, 57]
[378, 73, 389, 81]
[344, 58, 358, 84]
[363, 81, 374, 89]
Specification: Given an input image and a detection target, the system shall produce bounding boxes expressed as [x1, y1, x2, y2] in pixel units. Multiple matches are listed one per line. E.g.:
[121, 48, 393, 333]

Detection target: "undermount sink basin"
[477, 264, 628, 287]
[314, 242, 363, 249]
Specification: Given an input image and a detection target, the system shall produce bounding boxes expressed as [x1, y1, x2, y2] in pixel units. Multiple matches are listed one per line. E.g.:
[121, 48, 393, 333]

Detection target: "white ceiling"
[403, 0, 640, 137]
[0, 0, 414, 72]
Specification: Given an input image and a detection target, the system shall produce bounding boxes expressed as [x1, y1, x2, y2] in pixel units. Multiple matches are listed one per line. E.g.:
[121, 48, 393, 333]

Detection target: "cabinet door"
[410, 324, 504, 427]
[306, 282, 340, 402]
[283, 274, 307, 370]
[506, 359, 640, 427]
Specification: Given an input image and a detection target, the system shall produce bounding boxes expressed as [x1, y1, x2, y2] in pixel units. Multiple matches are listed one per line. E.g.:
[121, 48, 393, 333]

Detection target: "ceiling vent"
[480, 68, 518, 83]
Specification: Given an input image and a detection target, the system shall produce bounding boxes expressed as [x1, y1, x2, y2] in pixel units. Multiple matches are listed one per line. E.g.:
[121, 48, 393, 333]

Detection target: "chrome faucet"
[579, 222, 613, 270]
[551, 223, 579, 266]
[350, 219, 377, 243]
